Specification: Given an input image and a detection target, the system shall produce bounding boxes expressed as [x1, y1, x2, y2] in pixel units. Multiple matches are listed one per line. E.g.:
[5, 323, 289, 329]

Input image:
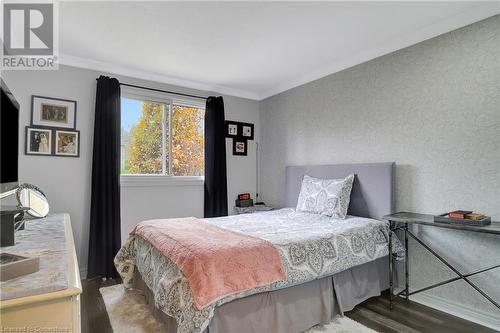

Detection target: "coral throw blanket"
[131, 217, 286, 310]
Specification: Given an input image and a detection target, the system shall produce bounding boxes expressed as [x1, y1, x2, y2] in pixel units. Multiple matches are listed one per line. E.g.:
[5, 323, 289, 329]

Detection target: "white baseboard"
[410, 292, 500, 331]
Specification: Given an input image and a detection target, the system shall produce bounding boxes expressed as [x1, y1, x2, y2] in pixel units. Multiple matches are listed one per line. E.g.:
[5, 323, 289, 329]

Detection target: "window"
[121, 91, 204, 177]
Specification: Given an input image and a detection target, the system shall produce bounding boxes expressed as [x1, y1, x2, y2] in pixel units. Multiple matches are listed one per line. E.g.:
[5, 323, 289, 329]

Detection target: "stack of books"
[434, 210, 491, 226]
[448, 210, 486, 220]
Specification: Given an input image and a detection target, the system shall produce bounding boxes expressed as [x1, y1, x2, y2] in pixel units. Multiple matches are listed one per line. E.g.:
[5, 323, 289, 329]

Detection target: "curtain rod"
[95, 78, 208, 100]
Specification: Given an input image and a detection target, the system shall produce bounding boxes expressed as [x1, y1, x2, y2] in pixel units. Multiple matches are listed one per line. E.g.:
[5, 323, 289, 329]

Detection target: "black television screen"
[1, 79, 19, 194]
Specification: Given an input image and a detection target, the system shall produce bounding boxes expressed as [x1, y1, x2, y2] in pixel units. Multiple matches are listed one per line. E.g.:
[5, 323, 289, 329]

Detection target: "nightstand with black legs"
[383, 212, 500, 311]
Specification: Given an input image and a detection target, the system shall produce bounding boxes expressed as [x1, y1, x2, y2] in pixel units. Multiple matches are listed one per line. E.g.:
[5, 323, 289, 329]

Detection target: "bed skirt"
[132, 255, 393, 333]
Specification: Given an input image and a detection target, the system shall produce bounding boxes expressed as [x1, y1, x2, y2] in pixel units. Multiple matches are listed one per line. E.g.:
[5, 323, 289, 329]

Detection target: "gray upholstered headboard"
[285, 162, 395, 220]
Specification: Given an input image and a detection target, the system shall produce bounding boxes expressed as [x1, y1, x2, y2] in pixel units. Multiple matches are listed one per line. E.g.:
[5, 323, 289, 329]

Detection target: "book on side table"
[434, 210, 491, 226]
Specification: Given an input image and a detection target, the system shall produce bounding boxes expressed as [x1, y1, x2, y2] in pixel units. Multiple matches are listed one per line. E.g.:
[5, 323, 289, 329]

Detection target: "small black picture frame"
[25, 126, 54, 156]
[233, 139, 247, 156]
[239, 122, 254, 140]
[225, 121, 239, 138]
[54, 129, 80, 158]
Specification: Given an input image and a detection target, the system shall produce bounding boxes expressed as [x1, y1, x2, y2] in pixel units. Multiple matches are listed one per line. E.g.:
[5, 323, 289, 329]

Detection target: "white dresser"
[0, 214, 82, 332]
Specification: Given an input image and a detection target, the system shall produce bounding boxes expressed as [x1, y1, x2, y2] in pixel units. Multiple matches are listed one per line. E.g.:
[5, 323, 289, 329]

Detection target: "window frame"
[120, 87, 205, 186]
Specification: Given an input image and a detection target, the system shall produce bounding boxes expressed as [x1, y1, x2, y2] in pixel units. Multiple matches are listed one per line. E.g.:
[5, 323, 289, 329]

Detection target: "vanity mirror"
[16, 184, 49, 218]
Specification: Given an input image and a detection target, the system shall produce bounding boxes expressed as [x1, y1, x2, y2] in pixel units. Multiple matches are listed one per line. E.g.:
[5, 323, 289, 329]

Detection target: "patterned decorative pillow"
[296, 174, 355, 219]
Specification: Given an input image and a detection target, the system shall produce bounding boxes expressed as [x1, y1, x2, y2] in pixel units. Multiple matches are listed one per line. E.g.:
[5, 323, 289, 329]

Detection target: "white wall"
[2, 65, 260, 277]
[259, 16, 499, 328]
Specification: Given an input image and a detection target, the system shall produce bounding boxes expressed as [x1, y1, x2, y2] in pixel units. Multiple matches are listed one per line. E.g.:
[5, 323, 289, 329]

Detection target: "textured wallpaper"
[259, 16, 500, 320]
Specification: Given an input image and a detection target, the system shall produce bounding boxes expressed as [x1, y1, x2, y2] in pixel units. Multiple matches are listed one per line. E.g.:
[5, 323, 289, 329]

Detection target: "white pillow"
[296, 174, 355, 219]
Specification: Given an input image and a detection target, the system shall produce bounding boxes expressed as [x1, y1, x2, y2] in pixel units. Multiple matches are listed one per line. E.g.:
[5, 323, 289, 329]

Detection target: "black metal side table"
[383, 212, 500, 311]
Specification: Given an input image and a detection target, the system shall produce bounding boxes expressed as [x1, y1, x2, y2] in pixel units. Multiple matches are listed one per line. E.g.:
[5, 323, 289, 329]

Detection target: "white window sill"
[120, 175, 204, 187]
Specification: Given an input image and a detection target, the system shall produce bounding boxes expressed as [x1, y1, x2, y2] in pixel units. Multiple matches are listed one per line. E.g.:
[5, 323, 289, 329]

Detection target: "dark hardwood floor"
[82, 278, 498, 333]
[81, 278, 118, 333]
[345, 291, 498, 333]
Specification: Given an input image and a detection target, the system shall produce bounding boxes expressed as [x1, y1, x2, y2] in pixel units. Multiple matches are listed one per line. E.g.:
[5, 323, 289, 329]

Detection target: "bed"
[115, 162, 402, 333]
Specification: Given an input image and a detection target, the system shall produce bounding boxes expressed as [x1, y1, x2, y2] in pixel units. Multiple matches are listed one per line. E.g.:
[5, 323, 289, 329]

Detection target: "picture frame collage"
[225, 121, 254, 156]
[26, 96, 80, 157]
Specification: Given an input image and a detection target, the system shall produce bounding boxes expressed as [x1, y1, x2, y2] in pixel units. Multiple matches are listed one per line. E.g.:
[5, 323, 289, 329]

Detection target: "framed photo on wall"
[25, 126, 52, 156]
[225, 120, 239, 137]
[31, 95, 77, 129]
[240, 122, 254, 140]
[233, 139, 247, 156]
[55, 130, 80, 157]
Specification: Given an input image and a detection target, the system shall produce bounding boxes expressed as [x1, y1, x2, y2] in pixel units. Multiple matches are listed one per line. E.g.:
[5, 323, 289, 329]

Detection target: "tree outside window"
[121, 97, 204, 176]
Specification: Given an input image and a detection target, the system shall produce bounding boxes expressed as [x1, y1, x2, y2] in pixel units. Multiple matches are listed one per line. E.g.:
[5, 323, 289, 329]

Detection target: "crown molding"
[258, 3, 500, 100]
[58, 53, 261, 101]
[59, 3, 499, 102]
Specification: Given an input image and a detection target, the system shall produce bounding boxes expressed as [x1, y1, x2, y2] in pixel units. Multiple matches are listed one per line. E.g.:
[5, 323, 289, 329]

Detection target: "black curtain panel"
[88, 76, 121, 279]
[204, 96, 228, 218]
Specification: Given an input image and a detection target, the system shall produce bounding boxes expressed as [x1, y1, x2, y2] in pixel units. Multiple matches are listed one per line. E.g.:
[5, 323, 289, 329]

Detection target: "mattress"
[115, 208, 403, 333]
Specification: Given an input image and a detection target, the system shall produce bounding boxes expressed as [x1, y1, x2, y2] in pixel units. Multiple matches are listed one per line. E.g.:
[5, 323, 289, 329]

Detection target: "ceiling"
[59, 2, 500, 100]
